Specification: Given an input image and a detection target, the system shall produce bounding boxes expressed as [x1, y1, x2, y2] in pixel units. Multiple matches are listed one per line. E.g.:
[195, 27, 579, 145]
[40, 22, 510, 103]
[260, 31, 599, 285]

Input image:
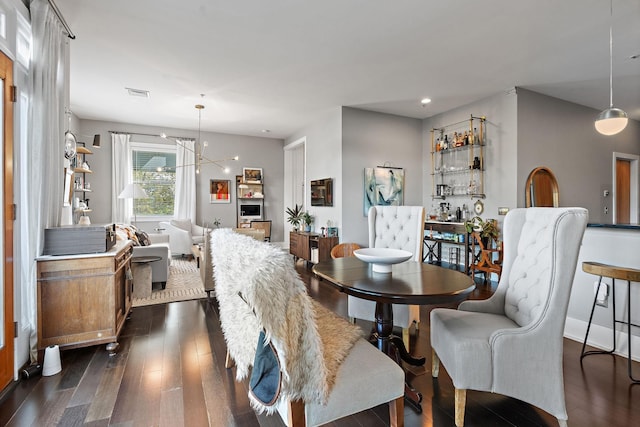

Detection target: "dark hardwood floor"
[1, 260, 639, 426]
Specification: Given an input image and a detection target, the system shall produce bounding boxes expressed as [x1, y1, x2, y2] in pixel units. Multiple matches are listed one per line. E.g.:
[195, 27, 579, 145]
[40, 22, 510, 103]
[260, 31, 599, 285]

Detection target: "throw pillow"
[136, 231, 151, 246]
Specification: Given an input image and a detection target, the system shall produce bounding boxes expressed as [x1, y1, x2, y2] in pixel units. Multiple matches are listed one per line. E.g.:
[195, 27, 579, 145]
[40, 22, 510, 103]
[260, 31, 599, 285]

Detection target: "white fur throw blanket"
[211, 229, 362, 413]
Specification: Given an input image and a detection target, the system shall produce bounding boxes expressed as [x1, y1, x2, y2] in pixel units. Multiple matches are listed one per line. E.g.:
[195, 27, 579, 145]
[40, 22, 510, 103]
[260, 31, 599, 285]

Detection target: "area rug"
[132, 258, 207, 307]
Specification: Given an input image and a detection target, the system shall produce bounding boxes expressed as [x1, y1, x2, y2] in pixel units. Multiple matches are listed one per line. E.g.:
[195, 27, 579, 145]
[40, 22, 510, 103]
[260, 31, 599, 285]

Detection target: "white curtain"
[174, 139, 196, 222]
[23, 0, 67, 361]
[112, 134, 132, 223]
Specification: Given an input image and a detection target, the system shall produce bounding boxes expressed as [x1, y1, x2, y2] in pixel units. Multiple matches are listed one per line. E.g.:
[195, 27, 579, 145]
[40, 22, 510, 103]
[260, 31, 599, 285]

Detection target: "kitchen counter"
[587, 223, 640, 230]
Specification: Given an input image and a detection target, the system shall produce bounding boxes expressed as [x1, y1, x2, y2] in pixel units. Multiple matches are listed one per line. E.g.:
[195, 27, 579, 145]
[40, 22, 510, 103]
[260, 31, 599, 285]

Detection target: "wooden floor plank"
[32, 388, 74, 427]
[84, 362, 126, 423]
[159, 387, 184, 427]
[108, 335, 150, 423]
[67, 347, 110, 407]
[56, 402, 90, 427]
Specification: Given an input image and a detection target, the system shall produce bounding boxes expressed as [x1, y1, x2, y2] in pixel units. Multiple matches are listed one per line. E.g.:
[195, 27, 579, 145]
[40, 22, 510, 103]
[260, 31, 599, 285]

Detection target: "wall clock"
[474, 199, 484, 215]
[64, 131, 77, 160]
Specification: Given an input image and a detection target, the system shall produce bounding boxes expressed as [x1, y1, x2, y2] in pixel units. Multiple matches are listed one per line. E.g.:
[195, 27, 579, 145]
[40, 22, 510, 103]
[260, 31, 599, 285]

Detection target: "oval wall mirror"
[525, 166, 559, 207]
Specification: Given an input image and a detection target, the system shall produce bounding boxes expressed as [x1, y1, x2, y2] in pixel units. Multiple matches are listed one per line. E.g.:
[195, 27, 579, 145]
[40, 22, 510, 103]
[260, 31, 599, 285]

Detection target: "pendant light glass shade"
[595, 0, 628, 136]
[595, 107, 628, 135]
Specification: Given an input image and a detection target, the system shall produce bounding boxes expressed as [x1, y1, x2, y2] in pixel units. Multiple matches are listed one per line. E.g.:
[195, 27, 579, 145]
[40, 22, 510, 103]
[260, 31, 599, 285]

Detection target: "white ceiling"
[57, 0, 640, 140]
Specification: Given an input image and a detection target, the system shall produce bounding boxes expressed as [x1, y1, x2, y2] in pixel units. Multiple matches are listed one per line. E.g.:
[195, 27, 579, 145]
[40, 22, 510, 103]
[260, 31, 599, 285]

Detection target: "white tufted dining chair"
[348, 205, 425, 350]
[430, 207, 588, 427]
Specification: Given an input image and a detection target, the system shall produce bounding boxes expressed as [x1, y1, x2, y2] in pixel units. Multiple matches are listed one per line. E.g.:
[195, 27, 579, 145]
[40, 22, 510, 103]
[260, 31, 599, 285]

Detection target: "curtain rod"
[109, 130, 195, 142]
[48, 0, 75, 39]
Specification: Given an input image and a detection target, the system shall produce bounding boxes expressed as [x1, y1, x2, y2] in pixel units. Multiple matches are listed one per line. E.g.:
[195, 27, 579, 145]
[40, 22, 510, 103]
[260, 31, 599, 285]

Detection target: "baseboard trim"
[564, 316, 640, 362]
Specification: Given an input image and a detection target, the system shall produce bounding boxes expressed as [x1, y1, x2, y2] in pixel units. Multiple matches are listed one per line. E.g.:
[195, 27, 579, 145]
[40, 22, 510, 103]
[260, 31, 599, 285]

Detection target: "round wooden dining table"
[312, 257, 475, 412]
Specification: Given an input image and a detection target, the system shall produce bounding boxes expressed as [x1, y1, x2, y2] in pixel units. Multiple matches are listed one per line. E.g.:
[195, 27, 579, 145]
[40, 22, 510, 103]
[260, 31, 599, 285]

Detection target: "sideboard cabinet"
[289, 232, 338, 264]
[36, 240, 133, 355]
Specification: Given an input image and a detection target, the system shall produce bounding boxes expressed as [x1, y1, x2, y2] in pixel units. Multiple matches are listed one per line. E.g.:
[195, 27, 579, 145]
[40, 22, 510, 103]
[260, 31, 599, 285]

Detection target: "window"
[131, 143, 176, 217]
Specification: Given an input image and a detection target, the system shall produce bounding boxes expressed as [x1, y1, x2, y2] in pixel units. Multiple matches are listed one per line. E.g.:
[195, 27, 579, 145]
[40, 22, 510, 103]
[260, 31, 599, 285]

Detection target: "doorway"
[284, 138, 305, 245]
[0, 50, 15, 390]
[612, 152, 639, 225]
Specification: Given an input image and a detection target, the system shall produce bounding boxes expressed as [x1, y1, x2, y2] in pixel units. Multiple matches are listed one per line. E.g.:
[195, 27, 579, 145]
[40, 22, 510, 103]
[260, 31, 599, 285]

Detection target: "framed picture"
[63, 168, 74, 207]
[363, 166, 404, 215]
[243, 167, 263, 183]
[210, 179, 231, 203]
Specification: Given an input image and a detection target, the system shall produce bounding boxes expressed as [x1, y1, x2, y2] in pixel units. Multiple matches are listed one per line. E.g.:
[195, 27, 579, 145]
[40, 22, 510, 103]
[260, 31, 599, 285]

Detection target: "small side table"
[581, 261, 640, 383]
[131, 255, 162, 298]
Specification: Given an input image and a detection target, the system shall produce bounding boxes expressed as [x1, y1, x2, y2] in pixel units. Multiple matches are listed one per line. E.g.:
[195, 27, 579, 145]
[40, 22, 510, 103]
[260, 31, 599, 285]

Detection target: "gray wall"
[342, 107, 423, 246]
[78, 119, 286, 240]
[517, 88, 640, 222]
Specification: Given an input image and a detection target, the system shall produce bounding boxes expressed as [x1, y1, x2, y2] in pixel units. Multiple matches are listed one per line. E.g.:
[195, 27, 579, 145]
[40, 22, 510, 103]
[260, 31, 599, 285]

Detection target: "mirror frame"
[311, 178, 333, 206]
[525, 166, 559, 207]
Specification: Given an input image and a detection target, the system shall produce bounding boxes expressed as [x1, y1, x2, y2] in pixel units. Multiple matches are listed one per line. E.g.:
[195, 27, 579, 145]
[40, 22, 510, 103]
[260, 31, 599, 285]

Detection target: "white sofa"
[159, 219, 206, 256]
[132, 233, 171, 287]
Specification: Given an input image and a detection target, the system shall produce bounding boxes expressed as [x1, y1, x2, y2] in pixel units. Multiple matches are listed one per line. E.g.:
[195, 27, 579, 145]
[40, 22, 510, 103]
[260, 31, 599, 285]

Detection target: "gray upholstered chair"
[430, 207, 588, 427]
[348, 205, 425, 350]
[211, 228, 405, 427]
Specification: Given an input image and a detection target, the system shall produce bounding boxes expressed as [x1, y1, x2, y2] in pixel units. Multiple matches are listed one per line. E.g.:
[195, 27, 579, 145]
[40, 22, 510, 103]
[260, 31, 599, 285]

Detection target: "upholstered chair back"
[500, 208, 588, 328]
[368, 206, 425, 261]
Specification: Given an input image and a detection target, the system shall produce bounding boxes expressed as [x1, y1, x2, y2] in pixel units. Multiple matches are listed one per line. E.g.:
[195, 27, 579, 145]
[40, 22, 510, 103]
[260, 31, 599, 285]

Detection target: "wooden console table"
[289, 232, 338, 264]
[36, 240, 133, 357]
[423, 221, 472, 274]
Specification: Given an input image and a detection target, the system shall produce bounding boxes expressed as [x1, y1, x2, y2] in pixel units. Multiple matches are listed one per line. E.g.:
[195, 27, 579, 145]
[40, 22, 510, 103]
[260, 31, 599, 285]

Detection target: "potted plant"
[464, 216, 499, 246]
[302, 211, 313, 232]
[286, 204, 304, 231]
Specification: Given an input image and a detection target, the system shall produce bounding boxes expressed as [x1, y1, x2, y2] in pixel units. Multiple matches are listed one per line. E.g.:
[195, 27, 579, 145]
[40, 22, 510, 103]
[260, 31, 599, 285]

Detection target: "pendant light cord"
[608, 0, 613, 108]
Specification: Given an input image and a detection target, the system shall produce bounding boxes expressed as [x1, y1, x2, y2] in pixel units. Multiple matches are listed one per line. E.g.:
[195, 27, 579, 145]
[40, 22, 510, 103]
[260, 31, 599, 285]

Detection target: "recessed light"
[630, 53, 640, 60]
[421, 98, 432, 105]
[126, 87, 150, 98]
[261, 129, 271, 133]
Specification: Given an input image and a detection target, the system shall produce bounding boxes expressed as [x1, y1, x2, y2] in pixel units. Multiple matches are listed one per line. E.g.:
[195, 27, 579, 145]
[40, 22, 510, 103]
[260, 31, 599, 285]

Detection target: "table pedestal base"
[374, 302, 425, 412]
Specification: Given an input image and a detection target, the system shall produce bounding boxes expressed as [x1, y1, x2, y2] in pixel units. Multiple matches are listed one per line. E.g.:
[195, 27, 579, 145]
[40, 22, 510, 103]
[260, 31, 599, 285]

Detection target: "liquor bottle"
[443, 135, 449, 150]
[474, 127, 480, 145]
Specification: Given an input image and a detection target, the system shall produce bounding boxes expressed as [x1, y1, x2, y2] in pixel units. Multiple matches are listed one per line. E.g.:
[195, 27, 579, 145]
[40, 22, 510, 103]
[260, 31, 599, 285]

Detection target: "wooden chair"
[250, 219, 272, 241]
[470, 231, 503, 284]
[330, 242, 361, 259]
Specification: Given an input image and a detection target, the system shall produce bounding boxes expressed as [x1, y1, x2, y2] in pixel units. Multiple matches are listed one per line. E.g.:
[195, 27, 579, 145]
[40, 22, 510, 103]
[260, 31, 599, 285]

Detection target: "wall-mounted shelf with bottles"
[73, 143, 93, 220]
[430, 115, 486, 200]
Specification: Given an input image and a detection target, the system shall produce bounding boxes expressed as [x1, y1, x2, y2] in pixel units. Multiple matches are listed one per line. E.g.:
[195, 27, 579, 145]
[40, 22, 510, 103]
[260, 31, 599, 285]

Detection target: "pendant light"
[595, 0, 628, 136]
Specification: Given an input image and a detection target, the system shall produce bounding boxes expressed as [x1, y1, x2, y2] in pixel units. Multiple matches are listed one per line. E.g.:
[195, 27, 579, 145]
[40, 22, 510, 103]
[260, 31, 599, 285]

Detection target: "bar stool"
[581, 261, 640, 383]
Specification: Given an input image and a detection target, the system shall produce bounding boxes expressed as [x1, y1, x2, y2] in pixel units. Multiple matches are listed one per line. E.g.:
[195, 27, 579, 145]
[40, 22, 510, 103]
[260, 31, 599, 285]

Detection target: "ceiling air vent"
[125, 87, 150, 98]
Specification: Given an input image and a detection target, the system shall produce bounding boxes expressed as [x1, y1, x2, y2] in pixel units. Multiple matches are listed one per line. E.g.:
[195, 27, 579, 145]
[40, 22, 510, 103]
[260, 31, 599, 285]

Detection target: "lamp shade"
[118, 183, 148, 199]
[595, 107, 628, 136]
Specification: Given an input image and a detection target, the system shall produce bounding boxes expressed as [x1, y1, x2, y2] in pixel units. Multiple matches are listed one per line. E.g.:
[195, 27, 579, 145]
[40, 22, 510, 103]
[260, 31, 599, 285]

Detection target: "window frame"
[130, 141, 176, 221]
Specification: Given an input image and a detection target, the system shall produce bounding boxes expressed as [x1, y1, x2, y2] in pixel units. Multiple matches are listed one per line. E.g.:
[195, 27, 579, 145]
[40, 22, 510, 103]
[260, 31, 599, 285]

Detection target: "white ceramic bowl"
[353, 248, 413, 273]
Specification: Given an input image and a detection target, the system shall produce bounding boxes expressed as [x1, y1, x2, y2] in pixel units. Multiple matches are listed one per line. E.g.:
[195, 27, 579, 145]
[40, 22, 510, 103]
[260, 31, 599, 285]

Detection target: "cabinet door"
[298, 234, 311, 261]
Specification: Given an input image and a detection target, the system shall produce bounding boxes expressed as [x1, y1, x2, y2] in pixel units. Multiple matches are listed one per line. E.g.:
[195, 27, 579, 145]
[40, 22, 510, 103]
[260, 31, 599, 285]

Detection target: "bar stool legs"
[580, 274, 640, 384]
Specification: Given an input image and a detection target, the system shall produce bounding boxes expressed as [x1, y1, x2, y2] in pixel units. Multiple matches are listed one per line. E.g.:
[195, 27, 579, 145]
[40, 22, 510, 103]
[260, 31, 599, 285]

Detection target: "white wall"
[78, 119, 286, 240]
[285, 108, 342, 236]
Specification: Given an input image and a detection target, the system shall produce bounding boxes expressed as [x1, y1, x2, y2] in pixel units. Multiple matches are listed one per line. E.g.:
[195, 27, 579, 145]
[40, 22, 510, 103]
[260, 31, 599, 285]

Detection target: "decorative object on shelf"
[363, 166, 404, 216]
[474, 199, 484, 215]
[212, 218, 222, 228]
[302, 211, 313, 232]
[243, 167, 263, 183]
[353, 248, 413, 274]
[594, 0, 628, 136]
[63, 168, 74, 207]
[327, 227, 338, 237]
[118, 183, 149, 226]
[92, 134, 101, 148]
[286, 204, 304, 231]
[209, 179, 231, 203]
